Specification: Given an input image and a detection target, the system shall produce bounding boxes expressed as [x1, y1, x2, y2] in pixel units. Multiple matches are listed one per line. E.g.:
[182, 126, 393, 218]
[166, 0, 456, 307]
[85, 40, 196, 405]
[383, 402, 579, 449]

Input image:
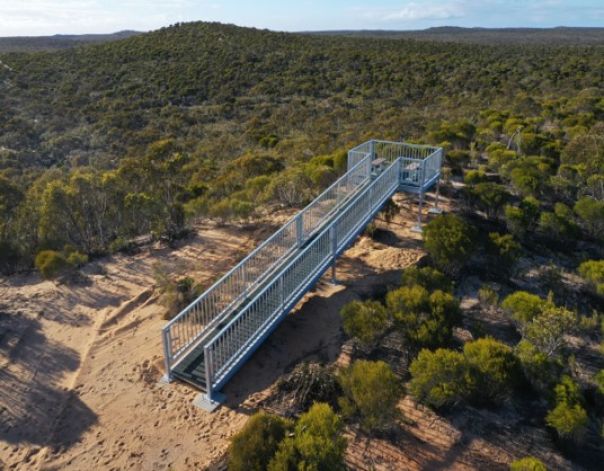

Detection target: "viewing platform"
[161, 140, 443, 409]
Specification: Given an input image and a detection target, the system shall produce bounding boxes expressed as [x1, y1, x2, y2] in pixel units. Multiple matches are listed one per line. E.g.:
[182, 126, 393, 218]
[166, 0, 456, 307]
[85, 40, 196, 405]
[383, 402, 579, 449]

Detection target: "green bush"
[509, 456, 547, 471]
[228, 412, 292, 471]
[423, 214, 474, 276]
[340, 300, 389, 348]
[538, 203, 579, 244]
[465, 182, 510, 219]
[154, 268, 201, 320]
[66, 250, 88, 267]
[387, 286, 461, 351]
[523, 304, 576, 359]
[410, 339, 519, 408]
[463, 337, 519, 404]
[488, 232, 521, 275]
[595, 369, 604, 396]
[574, 197, 604, 240]
[464, 168, 487, 185]
[338, 360, 400, 431]
[34, 250, 71, 279]
[408, 348, 469, 408]
[578, 260, 604, 296]
[544, 375, 588, 442]
[478, 285, 499, 307]
[545, 401, 588, 442]
[401, 266, 452, 293]
[504, 197, 540, 239]
[515, 340, 563, 395]
[268, 403, 346, 471]
[501, 291, 546, 324]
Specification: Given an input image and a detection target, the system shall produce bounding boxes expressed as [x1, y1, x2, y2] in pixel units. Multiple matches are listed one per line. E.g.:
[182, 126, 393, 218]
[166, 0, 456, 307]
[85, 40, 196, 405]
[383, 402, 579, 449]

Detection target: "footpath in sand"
[5, 194, 561, 470]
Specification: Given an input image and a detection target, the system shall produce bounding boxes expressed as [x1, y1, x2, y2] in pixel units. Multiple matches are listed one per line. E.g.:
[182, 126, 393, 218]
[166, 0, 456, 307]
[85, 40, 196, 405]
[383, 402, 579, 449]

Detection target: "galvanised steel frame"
[162, 140, 443, 403]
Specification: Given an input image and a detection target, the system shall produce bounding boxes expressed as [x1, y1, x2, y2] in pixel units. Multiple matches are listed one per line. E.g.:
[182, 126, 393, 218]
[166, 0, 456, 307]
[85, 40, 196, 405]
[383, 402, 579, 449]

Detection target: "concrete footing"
[193, 392, 225, 412]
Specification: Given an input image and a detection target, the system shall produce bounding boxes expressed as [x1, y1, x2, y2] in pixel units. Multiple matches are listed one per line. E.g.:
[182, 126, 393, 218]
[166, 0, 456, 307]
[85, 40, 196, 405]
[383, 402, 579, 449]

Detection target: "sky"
[0, 0, 602, 37]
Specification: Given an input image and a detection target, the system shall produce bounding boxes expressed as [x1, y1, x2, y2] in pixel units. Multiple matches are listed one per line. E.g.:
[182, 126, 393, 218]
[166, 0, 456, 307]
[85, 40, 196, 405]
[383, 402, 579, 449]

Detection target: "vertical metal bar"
[296, 213, 304, 248]
[330, 225, 337, 283]
[162, 329, 172, 381]
[204, 345, 212, 396]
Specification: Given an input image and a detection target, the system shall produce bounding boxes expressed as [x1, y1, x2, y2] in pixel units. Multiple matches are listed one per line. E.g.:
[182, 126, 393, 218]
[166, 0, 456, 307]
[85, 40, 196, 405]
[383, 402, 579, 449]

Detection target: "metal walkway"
[161, 140, 443, 404]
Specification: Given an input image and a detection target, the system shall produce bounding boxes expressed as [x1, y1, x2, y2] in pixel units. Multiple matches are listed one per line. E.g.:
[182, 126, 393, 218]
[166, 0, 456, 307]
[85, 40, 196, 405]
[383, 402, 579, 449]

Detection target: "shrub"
[465, 182, 509, 219]
[538, 203, 579, 245]
[594, 370, 604, 399]
[501, 291, 546, 325]
[35, 250, 71, 279]
[268, 403, 346, 471]
[401, 266, 452, 293]
[408, 348, 469, 408]
[544, 375, 588, 442]
[446, 149, 470, 173]
[423, 214, 474, 276]
[154, 267, 201, 320]
[340, 300, 389, 348]
[387, 286, 461, 351]
[463, 338, 519, 404]
[523, 304, 576, 359]
[515, 340, 563, 395]
[574, 197, 604, 240]
[338, 360, 400, 431]
[228, 412, 292, 471]
[66, 250, 88, 267]
[478, 285, 499, 307]
[488, 232, 521, 275]
[464, 168, 487, 185]
[509, 456, 547, 471]
[553, 375, 583, 405]
[545, 402, 588, 442]
[504, 197, 540, 239]
[578, 260, 604, 296]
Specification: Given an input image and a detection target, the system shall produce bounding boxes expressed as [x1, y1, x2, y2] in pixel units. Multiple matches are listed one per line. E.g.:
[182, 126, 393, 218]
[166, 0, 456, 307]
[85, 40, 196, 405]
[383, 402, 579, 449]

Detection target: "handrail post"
[204, 345, 213, 399]
[296, 213, 304, 248]
[279, 275, 284, 309]
[161, 328, 173, 383]
[330, 225, 337, 284]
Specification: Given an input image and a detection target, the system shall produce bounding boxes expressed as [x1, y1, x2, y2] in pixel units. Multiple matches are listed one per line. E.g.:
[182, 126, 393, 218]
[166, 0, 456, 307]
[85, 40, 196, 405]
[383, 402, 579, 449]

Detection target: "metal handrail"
[161, 140, 443, 391]
[162, 151, 373, 371]
[203, 157, 403, 395]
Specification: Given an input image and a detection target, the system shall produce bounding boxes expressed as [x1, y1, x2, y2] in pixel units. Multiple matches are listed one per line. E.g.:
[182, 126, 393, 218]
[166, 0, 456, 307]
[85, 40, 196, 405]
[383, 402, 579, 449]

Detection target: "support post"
[160, 329, 173, 384]
[411, 192, 424, 233]
[193, 346, 224, 412]
[329, 225, 337, 284]
[429, 178, 443, 215]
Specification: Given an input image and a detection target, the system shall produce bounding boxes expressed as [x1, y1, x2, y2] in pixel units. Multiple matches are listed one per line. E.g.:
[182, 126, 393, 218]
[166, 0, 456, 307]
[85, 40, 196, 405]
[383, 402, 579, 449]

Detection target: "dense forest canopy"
[0, 31, 142, 53]
[315, 26, 604, 45]
[0, 21, 602, 272]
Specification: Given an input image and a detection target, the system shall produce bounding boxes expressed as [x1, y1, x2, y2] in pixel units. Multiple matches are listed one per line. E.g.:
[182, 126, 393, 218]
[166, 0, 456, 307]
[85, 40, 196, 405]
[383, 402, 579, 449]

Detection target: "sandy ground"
[0, 192, 490, 471]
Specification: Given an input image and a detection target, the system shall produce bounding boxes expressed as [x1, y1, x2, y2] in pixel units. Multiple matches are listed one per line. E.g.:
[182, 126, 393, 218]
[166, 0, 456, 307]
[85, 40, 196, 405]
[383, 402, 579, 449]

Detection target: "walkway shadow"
[222, 259, 404, 409]
[0, 312, 97, 449]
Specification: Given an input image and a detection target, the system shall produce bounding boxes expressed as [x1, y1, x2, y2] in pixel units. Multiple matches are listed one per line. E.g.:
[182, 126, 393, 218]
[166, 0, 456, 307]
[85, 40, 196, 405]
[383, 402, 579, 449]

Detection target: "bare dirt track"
[1, 193, 576, 470]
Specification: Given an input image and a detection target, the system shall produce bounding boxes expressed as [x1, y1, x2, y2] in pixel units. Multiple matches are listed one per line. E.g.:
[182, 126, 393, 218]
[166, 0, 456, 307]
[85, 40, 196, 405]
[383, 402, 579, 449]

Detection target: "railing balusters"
[162, 141, 442, 391]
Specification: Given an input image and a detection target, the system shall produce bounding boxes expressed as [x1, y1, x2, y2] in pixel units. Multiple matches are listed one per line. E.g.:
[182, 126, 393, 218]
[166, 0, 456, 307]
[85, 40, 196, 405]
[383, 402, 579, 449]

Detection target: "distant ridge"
[0, 31, 142, 52]
[308, 26, 604, 45]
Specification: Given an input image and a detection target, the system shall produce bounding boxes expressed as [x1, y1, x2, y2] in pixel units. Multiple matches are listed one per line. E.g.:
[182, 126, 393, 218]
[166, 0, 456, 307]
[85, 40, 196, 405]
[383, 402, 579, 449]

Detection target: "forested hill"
[0, 31, 141, 53]
[314, 26, 604, 45]
[0, 21, 602, 273]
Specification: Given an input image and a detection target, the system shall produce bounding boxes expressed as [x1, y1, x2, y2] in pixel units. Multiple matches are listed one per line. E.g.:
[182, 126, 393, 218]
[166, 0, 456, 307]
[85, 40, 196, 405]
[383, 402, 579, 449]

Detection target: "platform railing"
[162, 152, 373, 376]
[203, 157, 403, 397]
